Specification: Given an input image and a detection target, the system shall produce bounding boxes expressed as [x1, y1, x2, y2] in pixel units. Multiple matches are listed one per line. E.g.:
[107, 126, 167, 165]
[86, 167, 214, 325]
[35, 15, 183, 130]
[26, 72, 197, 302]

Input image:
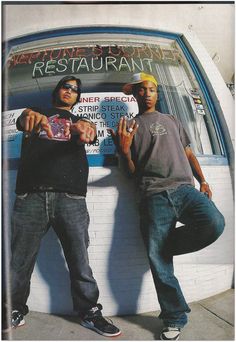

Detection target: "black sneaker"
[160, 327, 181, 340]
[79, 305, 121, 337]
[12, 310, 25, 328]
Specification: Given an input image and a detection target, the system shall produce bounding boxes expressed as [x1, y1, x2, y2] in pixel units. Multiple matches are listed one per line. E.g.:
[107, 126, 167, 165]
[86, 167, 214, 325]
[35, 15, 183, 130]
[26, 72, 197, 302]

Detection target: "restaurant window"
[3, 31, 223, 164]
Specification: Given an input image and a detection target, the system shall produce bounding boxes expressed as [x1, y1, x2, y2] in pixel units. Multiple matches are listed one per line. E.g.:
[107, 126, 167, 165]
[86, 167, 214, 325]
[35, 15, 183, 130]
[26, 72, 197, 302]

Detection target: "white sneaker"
[160, 327, 181, 340]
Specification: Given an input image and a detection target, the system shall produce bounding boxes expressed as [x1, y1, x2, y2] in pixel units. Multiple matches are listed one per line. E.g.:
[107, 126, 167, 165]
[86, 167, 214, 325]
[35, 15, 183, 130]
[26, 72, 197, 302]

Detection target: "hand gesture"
[70, 120, 96, 144]
[108, 117, 138, 156]
[19, 109, 53, 138]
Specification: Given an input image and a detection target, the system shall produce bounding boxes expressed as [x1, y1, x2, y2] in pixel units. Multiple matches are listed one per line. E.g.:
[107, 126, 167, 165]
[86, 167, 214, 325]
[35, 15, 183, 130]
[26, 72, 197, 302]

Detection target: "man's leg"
[168, 185, 225, 255]
[53, 193, 99, 313]
[53, 193, 121, 337]
[139, 193, 190, 329]
[11, 193, 49, 324]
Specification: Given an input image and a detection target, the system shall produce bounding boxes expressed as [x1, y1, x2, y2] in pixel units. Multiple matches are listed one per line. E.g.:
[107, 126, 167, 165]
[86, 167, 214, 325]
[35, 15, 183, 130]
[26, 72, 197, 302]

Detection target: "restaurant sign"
[7, 43, 184, 78]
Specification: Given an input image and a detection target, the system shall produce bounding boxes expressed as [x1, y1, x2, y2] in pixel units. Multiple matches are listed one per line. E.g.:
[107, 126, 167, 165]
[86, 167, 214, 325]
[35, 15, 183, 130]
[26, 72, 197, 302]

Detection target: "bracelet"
[78, 118, 93, 125]
[201, 181, 209, 185]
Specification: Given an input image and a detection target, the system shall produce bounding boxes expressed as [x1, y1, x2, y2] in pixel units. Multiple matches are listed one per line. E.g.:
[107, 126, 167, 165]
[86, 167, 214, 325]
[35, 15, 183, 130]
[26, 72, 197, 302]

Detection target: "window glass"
[3, 33, 222, 157]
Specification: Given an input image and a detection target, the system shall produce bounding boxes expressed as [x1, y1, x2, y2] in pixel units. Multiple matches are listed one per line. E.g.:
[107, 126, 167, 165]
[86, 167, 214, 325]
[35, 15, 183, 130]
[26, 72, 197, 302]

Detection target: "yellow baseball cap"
[122, 72, 158, 95]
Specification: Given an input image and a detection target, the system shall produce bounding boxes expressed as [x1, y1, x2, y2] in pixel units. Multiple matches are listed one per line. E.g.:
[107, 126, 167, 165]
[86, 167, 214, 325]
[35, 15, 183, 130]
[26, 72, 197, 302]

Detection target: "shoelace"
[165, 327, 180, 331]
[91, 315, 113, 325]
[12, 312, 23, 327]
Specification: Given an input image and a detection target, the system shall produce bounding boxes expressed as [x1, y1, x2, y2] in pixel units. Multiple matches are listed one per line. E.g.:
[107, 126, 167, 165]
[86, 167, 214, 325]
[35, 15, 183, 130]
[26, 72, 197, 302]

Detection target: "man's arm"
[17, 108, 53, 138]
[185, 146, 212, 198]
[119, 151, 136, 175]
[108, 117, 138, 175]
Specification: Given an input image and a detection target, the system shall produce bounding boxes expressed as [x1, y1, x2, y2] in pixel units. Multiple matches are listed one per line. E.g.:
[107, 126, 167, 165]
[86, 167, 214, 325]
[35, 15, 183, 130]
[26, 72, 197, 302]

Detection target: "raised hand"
[70, 120, 97, 144]
[108, 116, 138, 156]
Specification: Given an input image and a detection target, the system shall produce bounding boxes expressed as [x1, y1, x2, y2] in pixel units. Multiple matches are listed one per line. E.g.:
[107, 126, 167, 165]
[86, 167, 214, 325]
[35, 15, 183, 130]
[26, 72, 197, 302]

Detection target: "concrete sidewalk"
[4, 289, 234, 341]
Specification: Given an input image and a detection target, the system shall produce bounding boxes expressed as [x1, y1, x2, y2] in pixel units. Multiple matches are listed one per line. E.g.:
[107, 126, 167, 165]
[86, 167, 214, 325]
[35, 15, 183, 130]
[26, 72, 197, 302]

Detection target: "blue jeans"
[10, 192, 99, 315]
[139, 184, 225, 328]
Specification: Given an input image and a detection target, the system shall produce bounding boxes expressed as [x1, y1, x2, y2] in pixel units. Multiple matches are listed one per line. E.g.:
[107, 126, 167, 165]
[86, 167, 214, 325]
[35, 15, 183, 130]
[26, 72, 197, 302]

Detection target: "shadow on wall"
[90, 166, 150, 315]
[34, 164, 150, 315]
[88, 98, 151, 315]
[34, 99, 150, 314]
[35, 230, 73, 313]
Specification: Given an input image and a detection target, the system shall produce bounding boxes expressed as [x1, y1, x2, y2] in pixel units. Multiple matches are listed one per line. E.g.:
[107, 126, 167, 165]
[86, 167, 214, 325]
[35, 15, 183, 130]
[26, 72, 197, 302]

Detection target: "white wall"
[6, 163, 234, 315]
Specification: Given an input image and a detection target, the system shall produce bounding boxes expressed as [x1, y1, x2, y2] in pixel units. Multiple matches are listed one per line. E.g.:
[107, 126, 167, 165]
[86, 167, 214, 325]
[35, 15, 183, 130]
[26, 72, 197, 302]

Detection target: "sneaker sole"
[160, 333, 180, 340]
[79, 320, 121, 337]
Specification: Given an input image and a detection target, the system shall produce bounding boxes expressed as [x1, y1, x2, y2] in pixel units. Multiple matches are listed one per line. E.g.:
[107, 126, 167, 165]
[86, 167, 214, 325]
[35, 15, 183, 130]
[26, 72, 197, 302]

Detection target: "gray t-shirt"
[130, 111, 194, 197]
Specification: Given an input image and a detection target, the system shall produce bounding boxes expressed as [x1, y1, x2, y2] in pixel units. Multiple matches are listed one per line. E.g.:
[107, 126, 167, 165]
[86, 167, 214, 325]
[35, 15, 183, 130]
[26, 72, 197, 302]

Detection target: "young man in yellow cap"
[110, 72, 224, 340]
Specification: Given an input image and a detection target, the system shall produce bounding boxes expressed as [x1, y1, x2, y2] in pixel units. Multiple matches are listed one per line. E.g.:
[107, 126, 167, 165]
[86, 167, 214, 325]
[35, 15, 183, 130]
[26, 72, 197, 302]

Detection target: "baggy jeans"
[10, 192, 99, 315]
[139, 184, 225, 328]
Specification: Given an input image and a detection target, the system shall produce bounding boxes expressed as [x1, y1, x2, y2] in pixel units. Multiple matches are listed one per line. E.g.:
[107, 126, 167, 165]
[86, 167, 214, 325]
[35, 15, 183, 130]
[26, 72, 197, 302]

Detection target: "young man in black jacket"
[9, 75, 121, 337]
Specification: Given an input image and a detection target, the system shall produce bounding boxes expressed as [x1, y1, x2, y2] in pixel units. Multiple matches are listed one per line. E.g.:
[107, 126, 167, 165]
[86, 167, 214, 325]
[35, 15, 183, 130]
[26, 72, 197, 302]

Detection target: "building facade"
[2, 3, 234, 315]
